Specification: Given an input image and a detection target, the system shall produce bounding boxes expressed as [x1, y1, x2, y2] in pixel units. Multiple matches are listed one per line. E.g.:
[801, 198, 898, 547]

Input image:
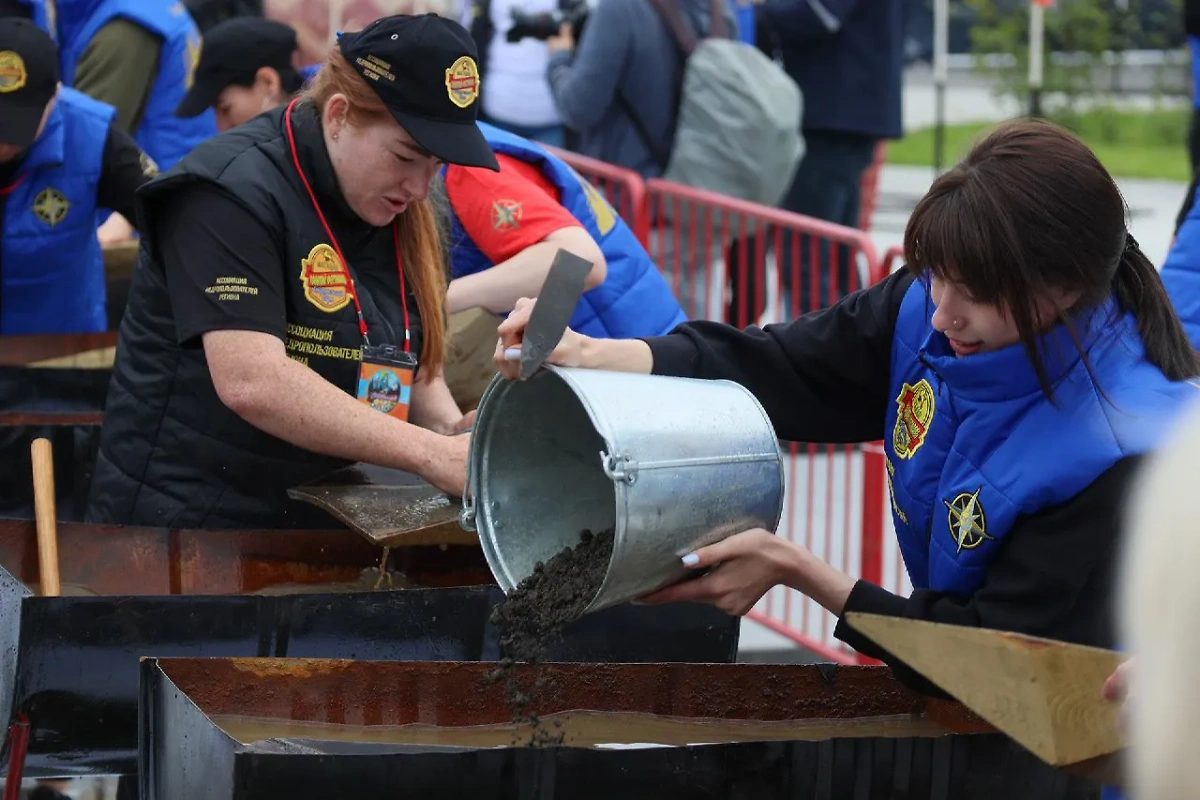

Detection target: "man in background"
[0, 17, 152, 335]
[175, 15, 314, 132]
[465, 0, 566, 147]
[10, 0, 217, 170]
[5, 0, 219, 244]
[543, 0, 734, 178]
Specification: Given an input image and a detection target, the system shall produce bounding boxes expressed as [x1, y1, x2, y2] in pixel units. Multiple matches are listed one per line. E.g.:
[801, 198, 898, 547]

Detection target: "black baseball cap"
[337, 14, 498, 171]
[175, 17, 298, 118]
[0, 17, 58, 148]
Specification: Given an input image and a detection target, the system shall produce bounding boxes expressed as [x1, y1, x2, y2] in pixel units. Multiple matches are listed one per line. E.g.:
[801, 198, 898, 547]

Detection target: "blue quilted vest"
[1162, 188, 1200, 350]
[885, 279, 1200, 595]
[1, 87, 113, 335]
[52, 0, 217, 171]
[445, 122, 687, 338]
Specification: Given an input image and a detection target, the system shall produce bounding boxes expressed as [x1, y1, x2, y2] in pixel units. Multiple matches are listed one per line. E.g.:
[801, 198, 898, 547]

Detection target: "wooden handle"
[31, 438, 61, 597]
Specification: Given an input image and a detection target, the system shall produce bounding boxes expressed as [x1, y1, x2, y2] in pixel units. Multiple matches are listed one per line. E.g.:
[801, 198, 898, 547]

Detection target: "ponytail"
[1114, 233, 1200, 380]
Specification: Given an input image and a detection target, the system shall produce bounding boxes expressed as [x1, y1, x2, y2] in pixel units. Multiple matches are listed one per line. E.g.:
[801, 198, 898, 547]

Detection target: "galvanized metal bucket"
[460, 366, 784, 614]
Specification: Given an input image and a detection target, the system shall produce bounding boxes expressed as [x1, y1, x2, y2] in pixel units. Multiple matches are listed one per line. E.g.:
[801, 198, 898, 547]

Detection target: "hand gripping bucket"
[459, 366, 785, 614]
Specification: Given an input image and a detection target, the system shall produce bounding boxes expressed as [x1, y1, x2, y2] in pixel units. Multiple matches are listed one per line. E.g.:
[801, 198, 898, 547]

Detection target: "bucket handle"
[460, 434, 479, 532]
[601, 450, 781, 486]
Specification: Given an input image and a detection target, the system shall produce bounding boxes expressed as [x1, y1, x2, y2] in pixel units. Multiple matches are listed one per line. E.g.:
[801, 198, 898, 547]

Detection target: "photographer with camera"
[464, 0, 571, 146]
[542, 0, 734, 178]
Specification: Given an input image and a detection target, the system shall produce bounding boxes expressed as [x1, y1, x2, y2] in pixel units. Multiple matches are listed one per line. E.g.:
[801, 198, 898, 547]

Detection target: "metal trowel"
[288, 464, 477, 547]
[504, 248, 593, 379]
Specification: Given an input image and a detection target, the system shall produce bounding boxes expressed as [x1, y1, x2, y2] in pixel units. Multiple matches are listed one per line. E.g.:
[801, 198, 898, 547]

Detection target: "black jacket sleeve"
[97, 123, 154, 230]
[644, 269, 915, 444]
[834, 455, 1143, 697]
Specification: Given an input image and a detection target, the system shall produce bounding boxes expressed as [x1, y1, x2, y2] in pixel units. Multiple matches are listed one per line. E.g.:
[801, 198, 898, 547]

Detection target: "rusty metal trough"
[0, 519, 739, 778]
[139, 657, 1105, 800]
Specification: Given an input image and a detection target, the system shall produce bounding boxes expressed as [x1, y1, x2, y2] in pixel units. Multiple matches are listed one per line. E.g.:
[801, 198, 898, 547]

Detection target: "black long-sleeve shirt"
[644, 270, 1141, 695]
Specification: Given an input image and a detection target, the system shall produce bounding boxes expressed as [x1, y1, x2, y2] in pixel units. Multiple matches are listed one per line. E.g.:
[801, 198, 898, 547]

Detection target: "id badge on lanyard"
[357, 344, 418, 422]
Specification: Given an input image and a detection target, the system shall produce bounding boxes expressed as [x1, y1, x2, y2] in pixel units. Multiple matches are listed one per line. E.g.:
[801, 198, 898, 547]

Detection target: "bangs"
[902, 178, 1017, 309]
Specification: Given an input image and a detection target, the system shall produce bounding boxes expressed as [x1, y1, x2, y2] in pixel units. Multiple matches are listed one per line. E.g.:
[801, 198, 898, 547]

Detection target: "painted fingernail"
[681, 553, 700, 567]
[504, 346, 522, 361]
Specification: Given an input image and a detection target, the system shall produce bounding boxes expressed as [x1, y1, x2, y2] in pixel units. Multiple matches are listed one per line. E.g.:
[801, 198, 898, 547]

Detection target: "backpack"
[634, 0, 804, 208]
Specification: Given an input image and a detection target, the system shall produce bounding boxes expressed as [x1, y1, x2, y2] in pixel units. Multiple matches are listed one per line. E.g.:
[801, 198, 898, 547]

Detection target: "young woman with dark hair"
[493, 118, 1200, 694]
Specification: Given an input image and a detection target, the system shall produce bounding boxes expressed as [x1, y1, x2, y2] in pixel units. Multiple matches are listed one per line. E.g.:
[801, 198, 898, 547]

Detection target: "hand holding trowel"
[501, 248, 593, 379]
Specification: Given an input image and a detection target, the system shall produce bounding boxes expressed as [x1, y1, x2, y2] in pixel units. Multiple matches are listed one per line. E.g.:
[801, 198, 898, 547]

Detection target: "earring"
[332, 132, 339, 140]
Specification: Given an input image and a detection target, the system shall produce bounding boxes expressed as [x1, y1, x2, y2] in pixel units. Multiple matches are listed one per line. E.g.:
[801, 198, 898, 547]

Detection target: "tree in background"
[965, 0, 1185, 148]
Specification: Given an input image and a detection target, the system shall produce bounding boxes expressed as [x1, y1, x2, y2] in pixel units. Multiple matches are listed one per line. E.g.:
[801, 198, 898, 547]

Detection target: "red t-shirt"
[443, 153, 579, 264]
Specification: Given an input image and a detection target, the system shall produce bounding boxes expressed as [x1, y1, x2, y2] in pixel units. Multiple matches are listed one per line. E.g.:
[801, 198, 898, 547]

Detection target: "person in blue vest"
[8, 0, 218, 247]
[14, 0, 216, 171]
[494, 119, 1200, 701]
[1161, 170, 1200, 352]
[0, 17, 154, 335]
[175, 15, 318, 133]
[442, 121, 686, 338]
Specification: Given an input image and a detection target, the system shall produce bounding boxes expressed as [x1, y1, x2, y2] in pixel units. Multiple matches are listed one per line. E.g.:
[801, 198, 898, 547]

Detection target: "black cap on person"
[176, 17, 299, 118]
[336, 14, 498, 171]
[0, 17, 59, 148]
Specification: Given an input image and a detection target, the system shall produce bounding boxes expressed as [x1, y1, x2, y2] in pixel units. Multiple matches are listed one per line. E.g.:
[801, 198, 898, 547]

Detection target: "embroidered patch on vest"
[0, 51, 26, 93]
[944, 487, 993, 553]
[565, 165, 616, 235]
[884, 455, 908, 525]
[140, 151, 159, 177]
[445, 56, 479, 108]
[492, 199, 522, 230]
[185, 32, 202, 90]
[32, 188, 70, 227]
[893, 378, 935, 459]
[299, 243, 352, 313]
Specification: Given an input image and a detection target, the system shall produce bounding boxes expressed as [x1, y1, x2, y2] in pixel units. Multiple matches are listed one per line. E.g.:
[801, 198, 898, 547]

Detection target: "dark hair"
[903, 118, 1200, 395]
[229, 65, 305, 96]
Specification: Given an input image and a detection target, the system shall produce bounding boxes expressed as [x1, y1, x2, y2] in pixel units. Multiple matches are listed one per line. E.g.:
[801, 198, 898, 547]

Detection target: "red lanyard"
[284, 98, 411, 352]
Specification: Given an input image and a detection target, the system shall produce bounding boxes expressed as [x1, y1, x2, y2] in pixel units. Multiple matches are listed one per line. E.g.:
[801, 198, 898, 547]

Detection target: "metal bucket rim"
[467, 366, 786, 608]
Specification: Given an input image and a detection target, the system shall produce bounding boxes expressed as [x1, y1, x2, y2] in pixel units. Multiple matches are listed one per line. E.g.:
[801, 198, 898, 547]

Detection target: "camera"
[506, 0, 590, 42]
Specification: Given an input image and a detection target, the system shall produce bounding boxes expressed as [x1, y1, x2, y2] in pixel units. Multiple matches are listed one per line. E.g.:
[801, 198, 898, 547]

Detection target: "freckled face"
[326, 114, 443, 227]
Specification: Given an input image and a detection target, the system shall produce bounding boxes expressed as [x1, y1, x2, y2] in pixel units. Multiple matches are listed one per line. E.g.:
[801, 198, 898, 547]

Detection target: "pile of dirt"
[488, 528, 614, 746]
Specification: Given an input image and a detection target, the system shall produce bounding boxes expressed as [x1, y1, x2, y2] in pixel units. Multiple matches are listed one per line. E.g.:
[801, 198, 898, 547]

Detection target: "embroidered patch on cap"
[0, 51, 27, 93]
[445, 55, 479, 108]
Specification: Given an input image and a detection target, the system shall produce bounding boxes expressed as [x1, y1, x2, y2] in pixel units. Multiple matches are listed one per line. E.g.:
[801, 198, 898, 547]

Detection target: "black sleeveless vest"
[86, 103, 425, 529]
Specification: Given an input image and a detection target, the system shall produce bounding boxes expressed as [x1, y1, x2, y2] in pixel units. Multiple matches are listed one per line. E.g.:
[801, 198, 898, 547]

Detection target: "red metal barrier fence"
[858, 141, 888, 234]
[550, 146, 905, 663]
[881, 243, 906, 275]
[645, 178, 888, 663]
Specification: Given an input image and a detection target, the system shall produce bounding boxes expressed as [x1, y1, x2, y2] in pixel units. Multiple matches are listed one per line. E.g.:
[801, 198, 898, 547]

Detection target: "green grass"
[888, 106, 1192, 182]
